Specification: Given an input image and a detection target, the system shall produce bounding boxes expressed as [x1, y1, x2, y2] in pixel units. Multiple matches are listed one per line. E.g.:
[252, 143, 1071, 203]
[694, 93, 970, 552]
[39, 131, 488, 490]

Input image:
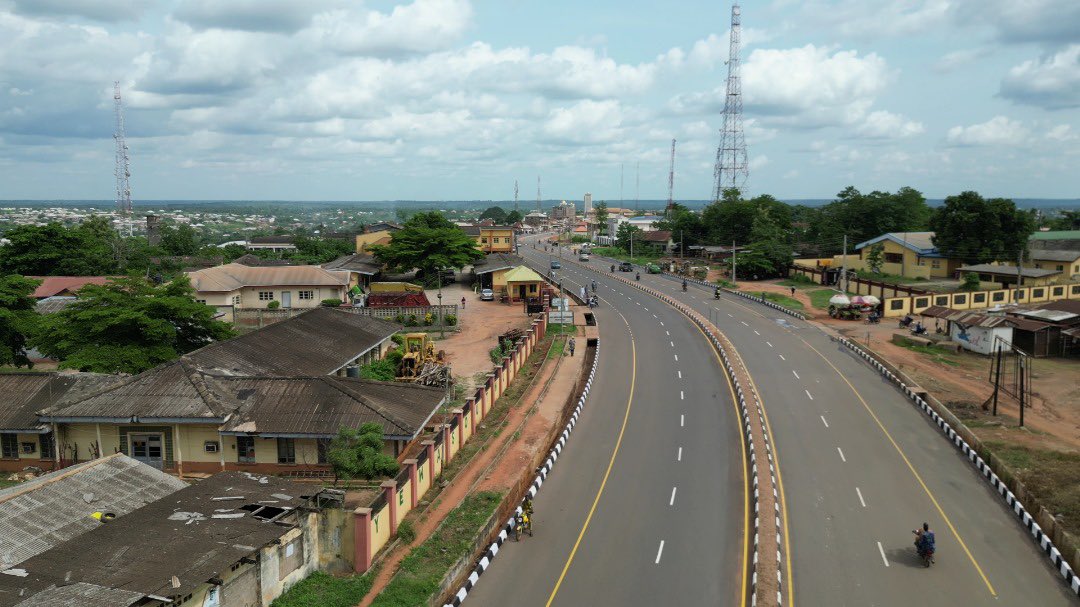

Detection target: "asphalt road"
[560, 249, 1077, 606]
[464, 239, 748, 607]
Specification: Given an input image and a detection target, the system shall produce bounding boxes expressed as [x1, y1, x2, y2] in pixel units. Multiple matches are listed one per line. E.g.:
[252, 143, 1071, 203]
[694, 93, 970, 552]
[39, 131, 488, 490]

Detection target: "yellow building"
[853, 232, 965, 279]
[472, 253, 525, 293]
[462, 225, 516, 253]
[1029, 249, 1080, 281]
[355, 230, 394, 252]
[187, 263, 349, 322]
[503, 265, 544, 302]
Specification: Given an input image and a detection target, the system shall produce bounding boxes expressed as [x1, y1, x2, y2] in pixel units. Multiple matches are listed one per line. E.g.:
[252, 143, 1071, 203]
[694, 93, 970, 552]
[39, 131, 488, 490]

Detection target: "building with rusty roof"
[186, 263, 349, 322]
[0, 472, 328, 607]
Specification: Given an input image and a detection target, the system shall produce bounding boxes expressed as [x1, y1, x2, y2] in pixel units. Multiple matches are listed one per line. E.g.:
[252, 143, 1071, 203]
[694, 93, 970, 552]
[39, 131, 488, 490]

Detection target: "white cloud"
[950, 0, 1080, 45]
[946, 116, 1030, 146]
[175, 0, 339, 33]
[310, 0, 472, 57]
[543, 100, 624, 144]
[999, 44, 1080, 110]
[10, 0, 144, 22]
[781, 0, 950, 39]
[1046, 124, 1078, 141]
[934, 47, 993, 73]
[856, 111, 925, 138]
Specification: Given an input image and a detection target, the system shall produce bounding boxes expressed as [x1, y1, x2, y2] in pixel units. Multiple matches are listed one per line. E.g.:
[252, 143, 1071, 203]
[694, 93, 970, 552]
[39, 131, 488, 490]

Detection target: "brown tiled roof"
[461, 225, 481, 236]
[27, 276, 112, 298]
[233, 253, 299, 267]
[1036, 299, 1080, 314]
[366, 292, 430, 307]
[323, 253, 382, 275]
[0, 472, 316, 604]
[186, 307, 397, 376]
[472, 253, 524, 274]
[0, 372, 126, 432]
[642, 230, 673, 242]
[186, 263, 348, 292]
[0, 454, 187, 568]
[219, 377, 445, 439]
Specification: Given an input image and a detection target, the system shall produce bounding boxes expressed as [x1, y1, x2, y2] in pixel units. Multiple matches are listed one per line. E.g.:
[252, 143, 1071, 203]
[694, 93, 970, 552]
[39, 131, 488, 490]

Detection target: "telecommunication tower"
[113, 82, 133, 233]
[514, 179, 519, 212]
[712, 3, 749, 200]
[536, 176, 542, 212]
[666, 138, 677, 214]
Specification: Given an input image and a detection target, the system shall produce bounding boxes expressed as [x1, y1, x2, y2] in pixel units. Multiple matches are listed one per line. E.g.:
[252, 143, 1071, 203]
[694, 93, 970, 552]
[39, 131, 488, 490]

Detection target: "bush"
[394, 314, 406, 324]
[359, 359, 397, 381]
[444, 314, 457, 326]
[267, 300, 281, 310]
[423, 312, 434, 326]
[391, 333, 405, 345]
[407, 314, 418, 326]
[489, 345, 504, 364]
[790, 273, 814, 285]
[321, 298, 342, 307]
[397, 519, 417, 544]
[961, 272, 981, 291]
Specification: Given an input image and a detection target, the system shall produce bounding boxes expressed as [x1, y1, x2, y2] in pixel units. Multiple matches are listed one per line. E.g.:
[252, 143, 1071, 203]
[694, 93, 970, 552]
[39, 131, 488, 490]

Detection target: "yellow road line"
[795, 335, 997, 597]
[688, 320, 751, 605]
[545, 311, 635, 607]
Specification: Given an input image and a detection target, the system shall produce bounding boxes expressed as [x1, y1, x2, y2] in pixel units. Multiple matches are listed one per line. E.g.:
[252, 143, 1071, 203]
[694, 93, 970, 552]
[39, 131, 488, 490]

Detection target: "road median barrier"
[835, 336, 1079, 598]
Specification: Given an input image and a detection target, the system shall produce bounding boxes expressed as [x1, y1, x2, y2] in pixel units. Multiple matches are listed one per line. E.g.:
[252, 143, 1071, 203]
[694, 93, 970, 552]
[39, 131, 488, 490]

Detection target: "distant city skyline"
[0, 1, 1077, 201]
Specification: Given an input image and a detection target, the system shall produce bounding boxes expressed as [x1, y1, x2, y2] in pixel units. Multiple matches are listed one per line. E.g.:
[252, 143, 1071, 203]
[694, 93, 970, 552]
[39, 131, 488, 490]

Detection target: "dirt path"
[358, 330, 585, 606]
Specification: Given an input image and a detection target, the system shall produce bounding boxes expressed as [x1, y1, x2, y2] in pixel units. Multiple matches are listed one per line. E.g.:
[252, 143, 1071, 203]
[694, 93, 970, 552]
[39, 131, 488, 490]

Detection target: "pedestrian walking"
[568, 337, 576, 357]
[790, 286, 796, 297]
[580, 286, 587, 301]
[461, 296, 466, 309]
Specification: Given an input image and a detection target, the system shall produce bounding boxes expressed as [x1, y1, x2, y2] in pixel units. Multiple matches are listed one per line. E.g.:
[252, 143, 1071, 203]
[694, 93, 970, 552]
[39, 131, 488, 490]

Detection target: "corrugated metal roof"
[186, 263, 348, 292]
[27, 277, 113, 298]
[1030, 230, 1080, 240]
[503, 266, 543, 283]
[185, 307, 398, 376]
[1013, 309, 1079, 323]
[0, 373, 125, 432]
[322, 253, 382, 275]
[12, 582, 146, 607]
[958, 263, 1060, 278]
[472, 253, 525, 274]
[218, 376, 445, 438]
[855, 232, 938, 254]
[1029, 249, 1080, 262]
[0, 454, 186, 569]
[0, 472, 314, 603]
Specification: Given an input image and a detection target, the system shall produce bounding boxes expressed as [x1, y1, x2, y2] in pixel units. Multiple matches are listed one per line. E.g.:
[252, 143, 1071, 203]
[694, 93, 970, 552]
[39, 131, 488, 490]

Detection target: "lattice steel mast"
[536, 176, 542, 212]
[514, 179, 519, 213]
[712, 3, 749, 200]
[113, 81, 133, 234]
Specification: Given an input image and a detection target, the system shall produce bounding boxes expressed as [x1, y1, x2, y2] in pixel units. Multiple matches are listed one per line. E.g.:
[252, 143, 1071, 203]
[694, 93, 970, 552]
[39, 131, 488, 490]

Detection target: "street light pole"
[732, 240, 737, 287]
[437, 269, 444, 339]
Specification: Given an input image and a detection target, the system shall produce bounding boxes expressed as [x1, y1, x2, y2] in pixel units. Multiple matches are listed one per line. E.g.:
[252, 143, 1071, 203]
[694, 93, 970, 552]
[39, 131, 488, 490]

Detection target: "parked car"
[479, 288, 495, 301]
[646, 263, 662, 274]
[618, 261, 633, 272]
[579, 253, 590, 261]
[550, 260, 562, 269]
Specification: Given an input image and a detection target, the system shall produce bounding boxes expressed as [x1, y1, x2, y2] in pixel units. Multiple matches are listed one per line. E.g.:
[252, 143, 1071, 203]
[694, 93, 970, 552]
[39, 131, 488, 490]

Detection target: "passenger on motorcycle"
[913, 522, 935, 564]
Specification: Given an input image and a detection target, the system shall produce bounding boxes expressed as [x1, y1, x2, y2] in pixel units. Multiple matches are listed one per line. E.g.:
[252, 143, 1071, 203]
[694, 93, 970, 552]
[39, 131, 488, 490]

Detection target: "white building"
[187, 263, 349, 322]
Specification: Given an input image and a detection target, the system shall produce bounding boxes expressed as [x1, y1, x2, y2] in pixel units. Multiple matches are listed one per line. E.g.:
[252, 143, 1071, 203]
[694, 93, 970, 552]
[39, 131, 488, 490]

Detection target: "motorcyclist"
[591, 280, 597, 293]
[913, 522, 935, 564]
[635, 272, 640, 281]
[714, 287, 721, 299]
[682, 279, 688, 292]
[610, 264, 615, 273]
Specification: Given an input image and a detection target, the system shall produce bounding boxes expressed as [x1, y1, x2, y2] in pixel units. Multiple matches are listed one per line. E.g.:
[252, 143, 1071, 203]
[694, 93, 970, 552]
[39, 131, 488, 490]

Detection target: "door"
[518, 285, 527, 301]
[130, 434, 163, 469]
[281, 291, 292, 308]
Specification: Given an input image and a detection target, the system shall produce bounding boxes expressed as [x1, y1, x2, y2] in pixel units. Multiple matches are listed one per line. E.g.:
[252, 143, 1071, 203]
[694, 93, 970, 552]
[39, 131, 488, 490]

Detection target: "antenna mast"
[514, 179, 519, 213]
[712, 3, 749, 200]
[113, 81, 133, 235]
[667, 138, 677, 214]
[536, 176, 542, 212]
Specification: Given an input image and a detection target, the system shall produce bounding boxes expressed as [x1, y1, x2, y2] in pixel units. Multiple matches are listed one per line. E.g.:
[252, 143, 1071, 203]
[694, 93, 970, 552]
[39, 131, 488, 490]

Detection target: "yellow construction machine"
[397, 332, 449, 382]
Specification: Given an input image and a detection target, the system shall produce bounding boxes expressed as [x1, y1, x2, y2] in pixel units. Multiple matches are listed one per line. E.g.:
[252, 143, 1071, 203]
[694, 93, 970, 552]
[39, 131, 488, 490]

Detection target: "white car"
[479, 288, 495, 301]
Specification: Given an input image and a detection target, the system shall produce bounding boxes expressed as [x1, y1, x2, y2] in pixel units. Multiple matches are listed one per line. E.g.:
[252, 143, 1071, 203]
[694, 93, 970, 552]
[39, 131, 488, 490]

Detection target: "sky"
[0, 0, 1077, 203]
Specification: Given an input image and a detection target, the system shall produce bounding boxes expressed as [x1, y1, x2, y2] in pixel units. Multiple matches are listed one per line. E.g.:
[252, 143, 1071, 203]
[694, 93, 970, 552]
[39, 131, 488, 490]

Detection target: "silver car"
[480, 288, 495, 301]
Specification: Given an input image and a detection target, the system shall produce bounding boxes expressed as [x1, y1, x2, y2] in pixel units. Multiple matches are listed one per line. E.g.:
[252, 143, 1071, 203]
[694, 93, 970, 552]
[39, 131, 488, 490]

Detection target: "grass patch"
[546, 323, 577, 335]
[0, 478, 21, 490]
[548, 337, 566, 359]
[371, 491, 504, 607]
[778, 276, 817, 290]
[983, 442, 1080, 536]
[808, 288, 843, 309]
[898, 342, 961, 366]
[270, 570, 376, 607]
[758, 292, 805, 310]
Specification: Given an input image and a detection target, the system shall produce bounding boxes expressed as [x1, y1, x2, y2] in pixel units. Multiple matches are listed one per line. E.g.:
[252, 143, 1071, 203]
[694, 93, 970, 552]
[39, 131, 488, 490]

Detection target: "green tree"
[0, 275, 41, 368]
[369, 212, 484, 277]
[654, 203, 705, 251]
[961, 272, 981, 291]
[326, 423, 399, 483]
[929, 191, 1036, 264]
[747, 207, 793, 277]
[866, 243, 885, 273]
[614, 222, 643, 254]
[505, 210, 524, 225]
[479, 206, 508, 224]
[0, 222, 115, 275]
[32, 275, 234, 373]
[1044, 209, 1080, 230]
[594, 201, 609, 235]
[159, 224, 201, 256]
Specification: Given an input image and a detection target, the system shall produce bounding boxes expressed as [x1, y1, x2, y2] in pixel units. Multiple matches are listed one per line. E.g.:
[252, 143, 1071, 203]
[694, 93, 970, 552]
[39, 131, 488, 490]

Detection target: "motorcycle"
[682, 281, 688, 292]
[589, 295, 599, 308]
[913, 530, 935, 567]
[635, 273, 640, 281]
[610, 264, 615, 273]
[714, 290, 721, 300]
[513, 511, 532, 541]
[899, 315, 914, 328]
[911, 324, 928, 336]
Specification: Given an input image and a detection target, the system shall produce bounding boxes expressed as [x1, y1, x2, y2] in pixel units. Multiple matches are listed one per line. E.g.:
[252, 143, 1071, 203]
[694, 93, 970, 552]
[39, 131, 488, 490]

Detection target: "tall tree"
[369, 212, 484, 276]
[505, 210, 524, 225]
[0, 222, 114, 276]
[614, 222, 644, 253]
[326, 423, 399, 483]
[594, 201, 609, 235]
[0, 275, 40, 368]
[32, 276, 234, 374]
[654, 203, 705, 250]
[159, 224, 201, 256]
[929, 191, 1036, 264]
[747, 207, 793, 277]
[479, 206, 509, 224]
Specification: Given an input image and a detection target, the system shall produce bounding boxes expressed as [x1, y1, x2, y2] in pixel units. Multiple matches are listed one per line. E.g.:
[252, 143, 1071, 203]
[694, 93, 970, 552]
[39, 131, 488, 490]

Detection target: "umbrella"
[851, 295, 880, 306]
[829, 293, 851, 306]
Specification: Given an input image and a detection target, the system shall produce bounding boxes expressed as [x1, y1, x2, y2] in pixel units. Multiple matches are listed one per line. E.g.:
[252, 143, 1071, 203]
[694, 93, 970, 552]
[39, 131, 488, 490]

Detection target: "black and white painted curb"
[658, 269, 808, 321]
[443, 340, 600, 607]
[836, 336, 1080, 598]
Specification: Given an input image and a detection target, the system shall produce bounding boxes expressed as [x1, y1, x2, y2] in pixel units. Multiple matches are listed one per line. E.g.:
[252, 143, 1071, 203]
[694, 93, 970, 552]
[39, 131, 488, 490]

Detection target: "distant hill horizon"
[2, 198, 1077, 211]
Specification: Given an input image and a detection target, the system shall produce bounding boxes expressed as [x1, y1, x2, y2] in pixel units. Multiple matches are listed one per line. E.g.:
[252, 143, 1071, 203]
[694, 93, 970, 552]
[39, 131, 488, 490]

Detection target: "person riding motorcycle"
[635, 272, 640, 281]
[913, 522, 935, 566]
[610, 264, 615, 273]
[682, 279, 688, 292]
[714, 287, 721, 300]
[591, 280, 597, 293]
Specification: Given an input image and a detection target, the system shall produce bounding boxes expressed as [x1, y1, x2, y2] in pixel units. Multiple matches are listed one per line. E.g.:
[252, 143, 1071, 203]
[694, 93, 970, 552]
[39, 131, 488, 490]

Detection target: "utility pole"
[113, 81, 133, 237]
[630, 231, 634, 265]
[732, 240, 737, 286]
[991, 343, 1002, 416]
[667, 138, 676, 215]
[1015, 249, 1024, 302]
[1018, 356, 1025, 427]
[620, 163, 624, 210]
[680, 230, 684, 260]
[841, 234, 848, 292]
[437, 270, 444, 339]
[536, 176, 542, 213]
[713, 3, 749, 200]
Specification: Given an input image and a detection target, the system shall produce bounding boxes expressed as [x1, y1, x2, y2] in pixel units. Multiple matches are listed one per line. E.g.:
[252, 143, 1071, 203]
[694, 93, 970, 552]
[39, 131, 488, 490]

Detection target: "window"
[992, 291, 1006, 302]
[20, 442, 35, 454]
[1033, 288, 1045, 298]
[277, 438, 295, 464]
[39, 433, 55, 459]
[1034, 263, 1042, 269]
[931, 259, 941, 269]
[232, 295, 242, 306]
[504, 237, 512, 244]
[1053, 287, 1064, 297]
[884, 252, 903, 264]
[935, 296, 949, 306]
[1057, 265, 1064, 272]
[196, 299, 207, 305]
[890, 300, 904, 311]
[298, 290, 314, 300]
[953, 294, 966, 305]
[317, 438, 330, 464]
[529, 284, 537, 293]
[481, 237, 488, 244]
[204, 441, 220, 453]
[1, 434, 18, 458]
[258, 291, 274, 301]
[278, 538, 304, 580]
[237, 436, 256, 463]
[914, 297, 929, 309]
[973, 293, 986, 303]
